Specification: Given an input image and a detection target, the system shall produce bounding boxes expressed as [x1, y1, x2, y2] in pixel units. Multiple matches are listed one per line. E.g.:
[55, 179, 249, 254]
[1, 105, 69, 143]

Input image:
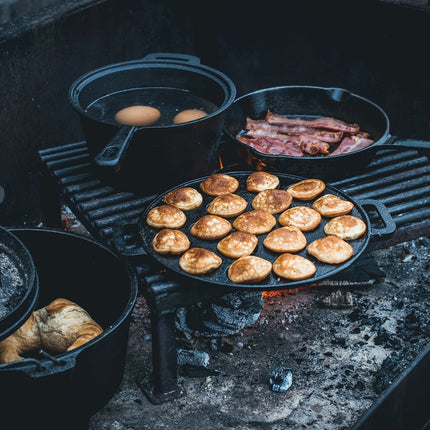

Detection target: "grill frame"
[38, 140, 430, 406]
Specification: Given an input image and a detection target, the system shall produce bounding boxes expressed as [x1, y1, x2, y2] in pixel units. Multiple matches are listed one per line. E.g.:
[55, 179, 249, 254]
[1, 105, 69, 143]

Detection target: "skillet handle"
[356, 199, 396, 238]
[380, 136, 430, 154]
[94, 125, 137, 168]
[142, 52, 201, 66]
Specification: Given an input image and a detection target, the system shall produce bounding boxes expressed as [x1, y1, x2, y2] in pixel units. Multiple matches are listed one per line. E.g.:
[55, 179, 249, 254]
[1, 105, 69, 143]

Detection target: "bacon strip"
[329, 135, 374, 156]
[265, 110, 360, 134]
[238, 110, 374, 157]
[238, 136, 304, 156]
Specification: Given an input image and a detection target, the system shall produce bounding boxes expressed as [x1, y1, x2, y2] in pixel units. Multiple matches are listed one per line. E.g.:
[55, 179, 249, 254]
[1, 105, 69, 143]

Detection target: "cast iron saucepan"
[69, 53, 236, 195]
[223, 86, 430, 180]
[138, 171, 395, 291]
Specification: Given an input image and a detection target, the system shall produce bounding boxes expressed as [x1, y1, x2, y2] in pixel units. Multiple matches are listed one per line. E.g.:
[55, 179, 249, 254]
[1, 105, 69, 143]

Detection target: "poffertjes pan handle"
[356, 199, 396, 237]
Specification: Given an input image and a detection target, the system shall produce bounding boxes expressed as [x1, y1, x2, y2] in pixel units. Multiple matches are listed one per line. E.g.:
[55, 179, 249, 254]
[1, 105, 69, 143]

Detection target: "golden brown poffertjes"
[287, 179, 326, 201]
[251, 189, 293, 214]
[233, 209, 277, 235]
[190, 214, 232, 240]
[0, 298, 103, 364]
[179, 247, 222, 274]
[146, 204, 187, 229]
[217, 231, 258, 259]
[278, 206, 322, 231]
[263, 226, 307, 253]
[324, 215, 367, 240]
[152, 229, 191, 255]
[163, 187, 203, 210]
[312, 194, 354, 217]
[200, 173, 239, 196]
[227, 255, 272, 284]
[246, 171, 280, 192]
[273, 253, 317, 280]
[307, 235, 354, 264]
[206, 193, 248, 218]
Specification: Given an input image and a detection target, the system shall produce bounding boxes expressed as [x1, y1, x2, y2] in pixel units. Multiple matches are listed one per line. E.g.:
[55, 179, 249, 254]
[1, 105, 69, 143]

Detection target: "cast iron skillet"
[223, 86, 430, 180]
[139, 171, 395, 291]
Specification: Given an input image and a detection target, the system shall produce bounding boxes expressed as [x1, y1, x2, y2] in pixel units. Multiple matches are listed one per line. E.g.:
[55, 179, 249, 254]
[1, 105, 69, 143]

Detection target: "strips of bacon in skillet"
[237, 110, 374, 156]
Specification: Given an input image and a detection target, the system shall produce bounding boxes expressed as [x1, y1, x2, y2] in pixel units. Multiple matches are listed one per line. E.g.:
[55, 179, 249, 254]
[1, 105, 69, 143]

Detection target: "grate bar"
[75, 192, 140, 212]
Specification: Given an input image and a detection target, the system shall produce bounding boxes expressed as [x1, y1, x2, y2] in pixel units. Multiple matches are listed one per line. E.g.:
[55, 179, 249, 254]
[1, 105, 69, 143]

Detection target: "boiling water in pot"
[85, 87, 218, 127]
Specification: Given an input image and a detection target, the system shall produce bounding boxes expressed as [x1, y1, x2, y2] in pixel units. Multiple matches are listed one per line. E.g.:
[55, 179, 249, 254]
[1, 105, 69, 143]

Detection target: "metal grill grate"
[38, 141, 430, 252]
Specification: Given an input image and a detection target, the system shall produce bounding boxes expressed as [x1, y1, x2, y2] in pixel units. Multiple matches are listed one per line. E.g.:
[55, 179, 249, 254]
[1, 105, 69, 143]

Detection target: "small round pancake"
[227, 256, 272, 284]
[190, 215, 232, 240]
[217, 231, 258, 259]
[146, 204, 186, 229]
[263, 226, 307, 253]
[307, 235, 354, 264]
[200, 173, 239, 196]
[246, 171, 280, 192]
[278, 206, 322, 231]
[251, 189, 293, 214]
[312, 194, 354, 217]
[273, 253, 317, 280]
[324, 215, 367, 240]
[287, 179, 326, 201]
[179, 247, 222, 274]
[163, 187, 203, 210]
[207, 193, 248, 218]
[233, 210, 277, 235]
[152, 229, 190, 255]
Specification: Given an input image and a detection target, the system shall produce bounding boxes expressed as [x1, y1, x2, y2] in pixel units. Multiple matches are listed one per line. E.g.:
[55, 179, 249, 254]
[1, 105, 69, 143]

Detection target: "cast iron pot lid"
[139, 171, 371, 291]
[0, 226, 38, 341]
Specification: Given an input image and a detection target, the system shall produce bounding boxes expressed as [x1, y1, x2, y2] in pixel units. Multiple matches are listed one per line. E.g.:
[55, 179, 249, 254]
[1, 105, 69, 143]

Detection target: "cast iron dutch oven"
[137, 171, 396, 292]
[69, 52, 236, 195]
[0, 228, 138, 430]
[223, 86, 430, 180]
[0, 226, 38, 342]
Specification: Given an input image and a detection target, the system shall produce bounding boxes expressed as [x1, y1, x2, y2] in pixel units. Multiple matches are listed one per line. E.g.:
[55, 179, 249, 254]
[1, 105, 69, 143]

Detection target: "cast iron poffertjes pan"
[139, 171, 393, 291]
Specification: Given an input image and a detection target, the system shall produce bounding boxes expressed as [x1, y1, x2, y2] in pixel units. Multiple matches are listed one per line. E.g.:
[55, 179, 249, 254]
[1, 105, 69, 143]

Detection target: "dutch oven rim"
[68, 53, 237, 129]
[224, 84, 392, 159]
[0, 227, 138, 371]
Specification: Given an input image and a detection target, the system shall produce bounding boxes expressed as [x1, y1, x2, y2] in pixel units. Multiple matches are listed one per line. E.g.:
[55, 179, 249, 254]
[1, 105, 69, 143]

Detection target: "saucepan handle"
[94, 125, 137, 168]
[142, 52, 201, 66]
[356, 198, 396, 237]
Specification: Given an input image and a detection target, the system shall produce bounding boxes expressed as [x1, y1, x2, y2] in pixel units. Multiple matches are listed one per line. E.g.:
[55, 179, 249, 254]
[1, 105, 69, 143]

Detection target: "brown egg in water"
[173, 109, 208, 124]
[114, 105, 161, 126]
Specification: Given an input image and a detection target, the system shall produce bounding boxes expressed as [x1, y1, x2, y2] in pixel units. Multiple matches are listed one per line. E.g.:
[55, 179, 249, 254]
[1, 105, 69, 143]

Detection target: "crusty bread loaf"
[0, 298, 103, 364]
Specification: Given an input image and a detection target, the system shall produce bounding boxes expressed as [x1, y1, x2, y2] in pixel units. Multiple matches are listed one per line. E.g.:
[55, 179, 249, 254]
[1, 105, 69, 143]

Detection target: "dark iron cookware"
[223, 86, 430, 180]
[0, 228, 138, 430]
[69, 53, 236, 196]
[0, 226, 38, 342]
[138, 171, 395, 291]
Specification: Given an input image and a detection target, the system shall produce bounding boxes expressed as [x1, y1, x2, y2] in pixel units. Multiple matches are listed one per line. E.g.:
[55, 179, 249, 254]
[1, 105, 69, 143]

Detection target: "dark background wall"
[0, 0, 429, 225]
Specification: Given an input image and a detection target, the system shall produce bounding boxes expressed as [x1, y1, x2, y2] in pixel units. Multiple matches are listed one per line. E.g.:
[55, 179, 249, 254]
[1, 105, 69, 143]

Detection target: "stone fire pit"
[88, 236, 430, 430]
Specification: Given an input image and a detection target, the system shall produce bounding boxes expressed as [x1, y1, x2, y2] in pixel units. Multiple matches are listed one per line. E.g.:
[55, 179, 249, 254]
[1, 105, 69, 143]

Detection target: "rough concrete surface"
[89, 237, 430, 430]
